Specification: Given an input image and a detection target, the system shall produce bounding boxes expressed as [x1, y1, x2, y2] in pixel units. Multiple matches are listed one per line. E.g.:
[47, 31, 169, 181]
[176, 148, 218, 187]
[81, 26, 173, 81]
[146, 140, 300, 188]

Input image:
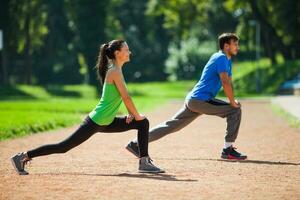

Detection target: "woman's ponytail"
[96, 43, 109, 85]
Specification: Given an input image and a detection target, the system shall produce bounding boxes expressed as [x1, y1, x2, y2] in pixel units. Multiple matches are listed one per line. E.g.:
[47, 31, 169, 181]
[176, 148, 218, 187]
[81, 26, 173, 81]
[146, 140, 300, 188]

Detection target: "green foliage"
[147, 0, 209, 40]
[232, 59, 300, 95]
[1, 0, 299, 88]
[8, 0, 48, 53]
[113, 0, 170, 82]
[34, 0, 81, 85]
[68, 0, 109, 85]
[165, 38, 216, 80]
[224, 0, 300, 61]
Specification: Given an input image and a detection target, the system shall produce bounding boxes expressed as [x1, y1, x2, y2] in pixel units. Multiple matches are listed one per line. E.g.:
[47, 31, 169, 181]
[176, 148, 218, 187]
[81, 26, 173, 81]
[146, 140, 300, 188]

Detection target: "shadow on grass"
[0, 85, 36, 100]
[36, 172, 198, 182]
[128, 89, 147, 97]
[45, 86, 81, 97]
[158, 157, 300, 166]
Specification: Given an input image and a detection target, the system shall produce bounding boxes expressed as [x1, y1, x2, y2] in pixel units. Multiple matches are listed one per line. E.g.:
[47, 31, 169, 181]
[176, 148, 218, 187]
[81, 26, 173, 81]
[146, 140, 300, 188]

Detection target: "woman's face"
[115, 42, 131, 63]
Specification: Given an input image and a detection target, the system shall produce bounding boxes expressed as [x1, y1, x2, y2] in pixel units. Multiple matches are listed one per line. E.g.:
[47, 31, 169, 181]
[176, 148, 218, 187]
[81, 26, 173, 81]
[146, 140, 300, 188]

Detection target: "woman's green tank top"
[89, 82, 122, 125]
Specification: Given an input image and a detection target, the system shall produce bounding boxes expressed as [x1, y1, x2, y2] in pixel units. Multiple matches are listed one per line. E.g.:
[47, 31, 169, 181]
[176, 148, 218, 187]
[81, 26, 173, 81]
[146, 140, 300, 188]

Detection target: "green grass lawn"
[271, 104, 300, 129]
[0, 81, 195, 141]
[0, 110, 80, 140]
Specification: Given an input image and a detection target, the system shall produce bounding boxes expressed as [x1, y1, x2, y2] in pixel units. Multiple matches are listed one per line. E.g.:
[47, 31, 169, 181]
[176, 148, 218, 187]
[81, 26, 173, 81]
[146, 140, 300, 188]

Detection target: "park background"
[0, 0, 299, 140]
[1, 1, 300, 199]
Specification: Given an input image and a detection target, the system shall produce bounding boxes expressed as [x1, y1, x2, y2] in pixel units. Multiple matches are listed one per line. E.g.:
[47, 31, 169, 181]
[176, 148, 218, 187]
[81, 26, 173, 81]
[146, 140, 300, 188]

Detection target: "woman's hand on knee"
[126, 114, 134, 124]
[135, 114, 146, 121]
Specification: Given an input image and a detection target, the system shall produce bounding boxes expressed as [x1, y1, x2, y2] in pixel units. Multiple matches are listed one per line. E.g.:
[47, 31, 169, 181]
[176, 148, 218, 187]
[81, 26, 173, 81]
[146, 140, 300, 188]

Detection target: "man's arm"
[219, 72, 240, 108]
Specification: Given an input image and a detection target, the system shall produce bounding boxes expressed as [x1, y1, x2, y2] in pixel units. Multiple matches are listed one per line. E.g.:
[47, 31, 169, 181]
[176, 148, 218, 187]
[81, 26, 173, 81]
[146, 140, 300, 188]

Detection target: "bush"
[232, 59, 300, 95]
[165, 38, 216, 81]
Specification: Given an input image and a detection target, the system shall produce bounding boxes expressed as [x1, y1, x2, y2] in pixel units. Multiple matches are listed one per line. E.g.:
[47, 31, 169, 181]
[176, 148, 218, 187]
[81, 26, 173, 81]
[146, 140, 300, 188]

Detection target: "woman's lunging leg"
[27, 118, 99, 158]
[103, 117, 149, 157]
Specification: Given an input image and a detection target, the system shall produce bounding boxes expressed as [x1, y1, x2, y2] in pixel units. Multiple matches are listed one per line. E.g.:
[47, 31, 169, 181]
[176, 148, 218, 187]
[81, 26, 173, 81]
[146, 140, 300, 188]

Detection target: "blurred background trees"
[0, 0, 299, 85]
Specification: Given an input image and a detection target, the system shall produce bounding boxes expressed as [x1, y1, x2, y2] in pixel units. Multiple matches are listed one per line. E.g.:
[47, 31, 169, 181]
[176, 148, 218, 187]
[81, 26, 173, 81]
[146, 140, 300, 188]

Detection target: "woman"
[11, 39, 164, 175]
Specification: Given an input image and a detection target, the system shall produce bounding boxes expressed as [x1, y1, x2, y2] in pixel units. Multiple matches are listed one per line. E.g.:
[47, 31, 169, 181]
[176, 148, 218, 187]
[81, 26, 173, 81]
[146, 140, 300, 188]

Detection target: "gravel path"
[1, 100, 299, 200]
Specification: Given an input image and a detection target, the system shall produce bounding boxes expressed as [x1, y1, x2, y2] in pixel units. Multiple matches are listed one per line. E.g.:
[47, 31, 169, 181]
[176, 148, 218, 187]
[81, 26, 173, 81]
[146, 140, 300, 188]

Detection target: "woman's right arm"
[112, 70, 145, 121]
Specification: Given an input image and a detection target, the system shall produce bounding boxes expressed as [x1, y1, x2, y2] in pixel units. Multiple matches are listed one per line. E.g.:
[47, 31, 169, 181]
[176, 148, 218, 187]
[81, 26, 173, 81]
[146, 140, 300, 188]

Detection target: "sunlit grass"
[0, 81, 194, 140]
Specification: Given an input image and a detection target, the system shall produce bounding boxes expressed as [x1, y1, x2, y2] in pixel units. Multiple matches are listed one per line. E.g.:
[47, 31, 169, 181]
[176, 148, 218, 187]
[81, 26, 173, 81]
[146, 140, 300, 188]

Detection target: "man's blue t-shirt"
[186, 51, 232, 101]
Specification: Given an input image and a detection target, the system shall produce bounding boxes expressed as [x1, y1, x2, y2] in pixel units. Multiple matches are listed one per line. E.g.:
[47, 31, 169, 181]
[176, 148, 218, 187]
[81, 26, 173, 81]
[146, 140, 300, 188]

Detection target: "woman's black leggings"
[27, 116, 149, 158]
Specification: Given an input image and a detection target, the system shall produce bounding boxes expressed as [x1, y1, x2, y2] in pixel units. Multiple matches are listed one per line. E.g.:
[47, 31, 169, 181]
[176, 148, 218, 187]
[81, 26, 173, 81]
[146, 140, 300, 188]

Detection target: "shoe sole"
[138, 169, 165, 173]
[221, 154, 247, 160]
[10, 157, 28, 175]
[125, 146, 139, 158]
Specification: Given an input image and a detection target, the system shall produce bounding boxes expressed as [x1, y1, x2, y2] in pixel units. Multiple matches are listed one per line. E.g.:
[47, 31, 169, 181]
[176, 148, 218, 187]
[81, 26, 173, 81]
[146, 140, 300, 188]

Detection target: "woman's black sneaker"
[125, 141, 140, 158]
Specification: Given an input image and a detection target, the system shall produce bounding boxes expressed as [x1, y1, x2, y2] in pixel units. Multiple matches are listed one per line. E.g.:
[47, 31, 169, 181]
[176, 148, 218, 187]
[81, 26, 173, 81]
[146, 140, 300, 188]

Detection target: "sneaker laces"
[22, 156, 32, 166]
[230, 147, 241, 155]
[24, 158, 32, 166]
[148, 157, 159, 169]
[145, 157, 154, 165]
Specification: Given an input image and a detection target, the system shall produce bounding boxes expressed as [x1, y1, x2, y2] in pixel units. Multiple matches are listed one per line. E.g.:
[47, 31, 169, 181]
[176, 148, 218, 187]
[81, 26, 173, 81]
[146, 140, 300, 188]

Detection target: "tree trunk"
[24, 3, 32, 85]
[0, 0, 9, 85]
[261, 30, 276, 64]
[1, 40, 8, 85]
[248, 0, 292, 62]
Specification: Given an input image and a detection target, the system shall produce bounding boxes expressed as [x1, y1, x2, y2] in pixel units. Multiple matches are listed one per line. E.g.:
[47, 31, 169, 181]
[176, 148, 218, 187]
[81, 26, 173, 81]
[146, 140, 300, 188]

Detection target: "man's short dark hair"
[218, 33, 239, 50]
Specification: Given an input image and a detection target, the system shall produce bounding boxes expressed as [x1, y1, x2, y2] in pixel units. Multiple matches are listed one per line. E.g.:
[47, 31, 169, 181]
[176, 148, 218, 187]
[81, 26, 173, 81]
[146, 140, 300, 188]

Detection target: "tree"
[111, 0, 170, 81]
[224, 0, 300, 63]
[147, 0, 238, 80]
[8, 0, 48, 84]
[34, 0, 80, 84]
[0, 0, 9, 85]
[147, 0, 209, 42]
[68, 0, 108, 85]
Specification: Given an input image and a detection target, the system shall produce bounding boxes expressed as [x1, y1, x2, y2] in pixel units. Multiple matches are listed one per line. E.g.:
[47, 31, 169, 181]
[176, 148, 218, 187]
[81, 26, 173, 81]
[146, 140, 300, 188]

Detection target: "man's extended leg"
[126, 103, 200, 157]
[149, 104, 200, 142]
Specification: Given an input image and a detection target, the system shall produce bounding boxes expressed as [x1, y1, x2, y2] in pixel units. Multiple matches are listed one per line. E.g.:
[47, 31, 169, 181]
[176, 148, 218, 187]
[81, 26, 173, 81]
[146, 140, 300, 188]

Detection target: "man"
[126, 33, 247, 160]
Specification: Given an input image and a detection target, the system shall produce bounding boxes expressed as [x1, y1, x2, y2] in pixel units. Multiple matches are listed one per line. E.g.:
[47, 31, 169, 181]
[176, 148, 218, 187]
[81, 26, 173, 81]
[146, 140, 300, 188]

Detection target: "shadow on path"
[158, 157, 300, 166]
[35, 172, 198, 182]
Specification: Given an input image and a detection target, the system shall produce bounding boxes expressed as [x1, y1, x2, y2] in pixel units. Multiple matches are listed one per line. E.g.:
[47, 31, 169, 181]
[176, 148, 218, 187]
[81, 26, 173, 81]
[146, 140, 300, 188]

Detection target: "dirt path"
[1, 100, 299, 200]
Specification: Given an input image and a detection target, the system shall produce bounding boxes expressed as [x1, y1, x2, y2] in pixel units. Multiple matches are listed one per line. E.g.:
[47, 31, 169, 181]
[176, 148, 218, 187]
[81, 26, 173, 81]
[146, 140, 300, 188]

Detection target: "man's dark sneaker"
[11, 152, 31, 175]
[221, 146, 247, 160]
[125, 141, 140, 158]
[139, 156, 165, 173]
